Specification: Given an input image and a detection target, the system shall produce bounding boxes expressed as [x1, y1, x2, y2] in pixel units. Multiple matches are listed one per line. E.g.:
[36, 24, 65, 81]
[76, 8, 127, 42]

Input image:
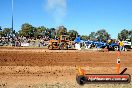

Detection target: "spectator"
[119, 40, 124, 51]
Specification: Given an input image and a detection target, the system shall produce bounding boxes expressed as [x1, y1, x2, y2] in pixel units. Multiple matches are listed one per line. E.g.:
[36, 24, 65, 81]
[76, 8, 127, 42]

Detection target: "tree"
[49, 28, 56, 38]
[18, 30, 24, 37]
[32, 27, 38, 38]
[37, 26, 47, 37]
[15, 32, 19, 37]
[128, 30, 132, 39]
[19, 23, 33, 37]
[2, 28, 12, 37]
[56, 26, 67, 36]
[96, 29, 110, 42]
[0, 26, 2, 30]
[118, 29, 129, 40]
[31, 26, 47, 38]
[88, 32, 96, 40]
[68, 30, 78, 41]
[81, 35, 89, 40]
[0, 26, 3, 37]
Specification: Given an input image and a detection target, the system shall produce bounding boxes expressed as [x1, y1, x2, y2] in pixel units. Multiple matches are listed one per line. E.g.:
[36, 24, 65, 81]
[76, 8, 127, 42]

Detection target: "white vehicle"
[123, 39, 132, 49]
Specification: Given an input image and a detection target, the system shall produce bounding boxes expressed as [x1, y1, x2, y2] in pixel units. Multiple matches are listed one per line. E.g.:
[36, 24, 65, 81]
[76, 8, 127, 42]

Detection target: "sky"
[0, 0, 132, 38]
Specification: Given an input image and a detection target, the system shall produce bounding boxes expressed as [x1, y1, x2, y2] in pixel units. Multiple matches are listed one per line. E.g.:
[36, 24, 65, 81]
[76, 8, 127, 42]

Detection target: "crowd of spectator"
[0, 36, 50, 47]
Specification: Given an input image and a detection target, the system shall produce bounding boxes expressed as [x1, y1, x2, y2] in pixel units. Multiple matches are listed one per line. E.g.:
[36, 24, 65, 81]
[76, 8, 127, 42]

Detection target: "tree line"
[0, 23, 132, 41]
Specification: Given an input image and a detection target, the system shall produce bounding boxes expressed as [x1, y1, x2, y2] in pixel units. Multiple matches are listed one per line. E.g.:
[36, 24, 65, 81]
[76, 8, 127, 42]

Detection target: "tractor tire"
[48, 45, 53, 50]
[59, 43, 68, 50]
[76, 75, 86, 85]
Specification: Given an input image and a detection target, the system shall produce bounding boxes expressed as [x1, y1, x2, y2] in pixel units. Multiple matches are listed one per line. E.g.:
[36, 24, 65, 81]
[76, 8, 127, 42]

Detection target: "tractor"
[48, 35, 71, 50]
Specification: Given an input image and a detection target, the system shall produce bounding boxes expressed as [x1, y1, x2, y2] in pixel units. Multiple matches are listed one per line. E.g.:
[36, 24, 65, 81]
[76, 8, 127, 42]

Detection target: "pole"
[12, 0, 14, 46]
[0, 26, 2, 39]
[12, 0, 13, 36]
[130, 34, 132, 49]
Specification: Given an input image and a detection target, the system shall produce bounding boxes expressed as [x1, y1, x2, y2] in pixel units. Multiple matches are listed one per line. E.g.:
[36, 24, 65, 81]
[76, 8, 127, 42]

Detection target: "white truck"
[123, 38, 132, 50]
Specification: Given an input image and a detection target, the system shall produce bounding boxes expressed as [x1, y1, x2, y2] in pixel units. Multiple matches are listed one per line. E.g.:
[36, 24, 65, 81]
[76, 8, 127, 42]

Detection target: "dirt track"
[0, 48, 132, 88]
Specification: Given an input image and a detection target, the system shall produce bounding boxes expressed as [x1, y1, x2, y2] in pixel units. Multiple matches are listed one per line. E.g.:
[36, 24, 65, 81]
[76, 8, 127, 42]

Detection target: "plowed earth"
[0, 48, 132, 88]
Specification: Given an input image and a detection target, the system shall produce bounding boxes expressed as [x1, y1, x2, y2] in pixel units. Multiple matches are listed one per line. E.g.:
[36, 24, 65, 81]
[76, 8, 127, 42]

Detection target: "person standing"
[119, 40, 124, 51]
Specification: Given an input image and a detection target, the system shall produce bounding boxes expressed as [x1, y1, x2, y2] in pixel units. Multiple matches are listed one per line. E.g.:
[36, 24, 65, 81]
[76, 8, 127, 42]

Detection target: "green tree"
[15, 32, 19, 37]
[49, 28, 56, 38]
[128, 30, 132, 39]
[44, 28, 50, 37]
[81, 35, 89, 40]
[0, 26, 2, 30]
[18, 30, 24, 37]
[3, 28, 12, 37]
[56, 26, 67, 36]
[32, 27, 38, 38]
[118, 29, 129, 40]
[88, 32, 96, 40]
[96, 29, 110, 41]
[68, 30, 78, 41]
[19, 23, 33, 37]
[37, 26, 47, 37]
[0, 26, 3, 37]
